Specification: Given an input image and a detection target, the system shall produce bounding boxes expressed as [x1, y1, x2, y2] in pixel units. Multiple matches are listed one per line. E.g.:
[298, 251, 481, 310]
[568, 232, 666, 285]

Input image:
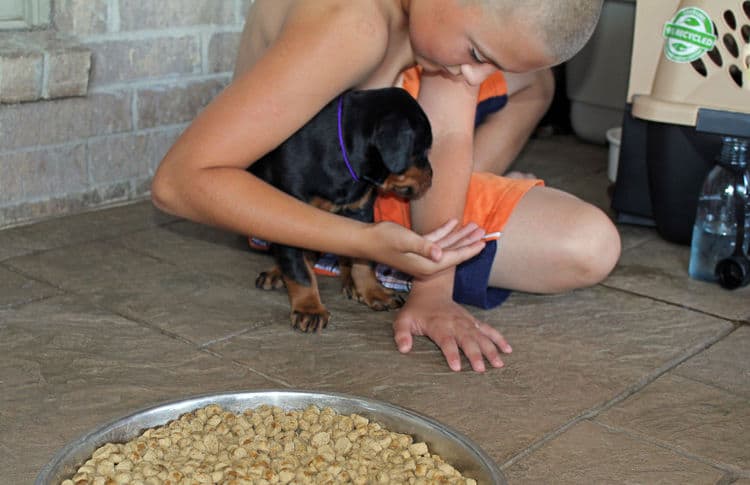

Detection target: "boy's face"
[408, 0, 552, 85]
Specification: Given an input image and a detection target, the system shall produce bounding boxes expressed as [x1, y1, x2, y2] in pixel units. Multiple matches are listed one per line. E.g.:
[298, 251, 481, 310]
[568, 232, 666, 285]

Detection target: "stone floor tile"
[0, 264, 59, 307]
[0, 200, 174, 261]
[617, 224, 661, 252]
[674, 325, 750, 400]
[605, 235, 750, 321]
[3, 134, 747, 483]
[504, 420, 724, 484]
[6, 240, 283, 344]
[207, 321, 631, 465]
[597, 373, 750, 473]
[515, 136, 612, 213]
[0, 295, 276, 484]
[473, 286, 733, 370]
[6, 240, 174, 293]
[207, 285, 731, 465]
[119, 222, 269, 285]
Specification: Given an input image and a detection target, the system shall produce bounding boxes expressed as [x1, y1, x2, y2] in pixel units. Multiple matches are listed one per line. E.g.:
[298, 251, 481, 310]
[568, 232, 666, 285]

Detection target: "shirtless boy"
[152, 0, 621, 373]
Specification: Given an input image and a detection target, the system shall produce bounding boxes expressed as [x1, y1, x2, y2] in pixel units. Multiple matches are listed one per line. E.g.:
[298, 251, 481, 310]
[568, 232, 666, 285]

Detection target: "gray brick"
[208, 32, 240, 73]
[137, 78, 226, 129]
[88, 133, 157, 183]
[119, 0, 236, 30]
[53, 0, 109, 36]
[146, 127, 183, 174]
[0, 180, 139, 228]
[46, 47, 91, 99]
[0, 93, 132, 151]
[89, 37, 201, 86]
[0, 152, 25, 205]
[0, 144, 87, 201]
[0, 52, 43, 103]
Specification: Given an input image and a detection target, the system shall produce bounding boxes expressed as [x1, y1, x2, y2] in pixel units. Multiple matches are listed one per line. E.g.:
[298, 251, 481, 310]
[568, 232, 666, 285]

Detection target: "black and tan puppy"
[249, 88, 433, 332]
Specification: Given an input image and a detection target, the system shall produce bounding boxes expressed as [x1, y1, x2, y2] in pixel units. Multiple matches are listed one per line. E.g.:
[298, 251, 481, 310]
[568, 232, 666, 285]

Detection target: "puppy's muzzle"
[380, 164, 433, 200]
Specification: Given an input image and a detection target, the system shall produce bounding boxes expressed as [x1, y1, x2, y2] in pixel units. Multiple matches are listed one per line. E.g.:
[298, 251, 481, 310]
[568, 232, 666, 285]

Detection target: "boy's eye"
[470, 47, 485, 63]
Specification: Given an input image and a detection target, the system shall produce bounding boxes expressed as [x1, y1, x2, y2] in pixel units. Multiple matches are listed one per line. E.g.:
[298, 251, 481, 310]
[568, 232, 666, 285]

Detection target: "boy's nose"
[460, 63, 497, 86]
[443, 65, 462, 76]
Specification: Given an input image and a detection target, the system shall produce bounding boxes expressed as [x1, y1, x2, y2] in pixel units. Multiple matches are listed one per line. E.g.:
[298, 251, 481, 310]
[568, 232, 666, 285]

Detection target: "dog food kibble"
[61, 404, 478, 485]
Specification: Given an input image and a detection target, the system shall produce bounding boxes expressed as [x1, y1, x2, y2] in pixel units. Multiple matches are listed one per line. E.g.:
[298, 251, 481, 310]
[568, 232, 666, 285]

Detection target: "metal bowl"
[36, 390, 505, 484]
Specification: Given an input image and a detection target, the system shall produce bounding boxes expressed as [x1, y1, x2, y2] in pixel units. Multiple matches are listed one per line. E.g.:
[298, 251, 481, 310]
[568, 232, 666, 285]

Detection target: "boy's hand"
[367, 219, 486, 279]
[392, 281, 512, 372]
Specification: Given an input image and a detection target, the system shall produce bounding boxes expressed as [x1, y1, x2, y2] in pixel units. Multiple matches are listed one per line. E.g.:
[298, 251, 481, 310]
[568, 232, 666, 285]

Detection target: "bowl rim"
[36, 389, 506, 485]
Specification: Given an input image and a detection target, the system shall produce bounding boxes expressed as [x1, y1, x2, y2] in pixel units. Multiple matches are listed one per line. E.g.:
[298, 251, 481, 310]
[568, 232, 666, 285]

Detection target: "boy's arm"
[393, 72, 513, 372]
[151, 3, 483, 276]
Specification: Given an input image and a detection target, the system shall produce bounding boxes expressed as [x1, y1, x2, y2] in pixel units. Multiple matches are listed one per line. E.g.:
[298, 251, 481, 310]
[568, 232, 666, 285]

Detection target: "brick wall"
[0, 0, 252, 229]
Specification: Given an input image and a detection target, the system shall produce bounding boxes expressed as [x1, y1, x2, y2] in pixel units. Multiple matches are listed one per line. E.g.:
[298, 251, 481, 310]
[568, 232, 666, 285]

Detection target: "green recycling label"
[663, 7, 717, 63]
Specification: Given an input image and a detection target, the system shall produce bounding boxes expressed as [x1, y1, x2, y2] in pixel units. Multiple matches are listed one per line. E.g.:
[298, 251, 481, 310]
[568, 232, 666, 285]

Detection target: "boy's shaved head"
[465, 0, 604, 64]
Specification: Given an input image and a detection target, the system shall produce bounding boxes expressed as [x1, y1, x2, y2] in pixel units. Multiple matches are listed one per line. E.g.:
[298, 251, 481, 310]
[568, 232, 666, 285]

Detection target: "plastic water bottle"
[688, 136, 750, 283]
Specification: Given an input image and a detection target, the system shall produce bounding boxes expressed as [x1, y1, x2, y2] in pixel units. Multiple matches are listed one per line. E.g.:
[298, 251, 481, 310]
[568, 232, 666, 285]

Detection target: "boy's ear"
[369, 114, 414, 174]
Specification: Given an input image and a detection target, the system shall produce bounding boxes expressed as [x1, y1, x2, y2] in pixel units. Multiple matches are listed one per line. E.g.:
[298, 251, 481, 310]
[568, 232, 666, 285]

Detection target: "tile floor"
[1, 135, 748, 484]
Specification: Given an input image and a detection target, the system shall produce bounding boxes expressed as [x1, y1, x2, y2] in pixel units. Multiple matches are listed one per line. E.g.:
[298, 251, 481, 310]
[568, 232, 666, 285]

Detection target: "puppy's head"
[352, 89, 433, 200]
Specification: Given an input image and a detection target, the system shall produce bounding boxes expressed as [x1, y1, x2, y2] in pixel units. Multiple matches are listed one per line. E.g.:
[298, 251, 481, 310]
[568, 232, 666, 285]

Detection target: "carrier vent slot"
[708, 46, 724, 67]
[729, 64, 744, 87]
[724, 33, 740, 57]
[725, 10, 737, 30]
[691, 58, 708, 77]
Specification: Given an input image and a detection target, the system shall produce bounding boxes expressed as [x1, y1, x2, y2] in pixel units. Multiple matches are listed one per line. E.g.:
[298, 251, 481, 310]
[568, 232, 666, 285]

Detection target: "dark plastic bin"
[612, 105, 723, 245]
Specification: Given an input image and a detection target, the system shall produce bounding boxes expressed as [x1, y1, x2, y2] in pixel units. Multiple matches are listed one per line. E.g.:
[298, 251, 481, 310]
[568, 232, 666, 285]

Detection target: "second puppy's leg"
[338, 204, 404, 311]
[340, 258, 405, 311]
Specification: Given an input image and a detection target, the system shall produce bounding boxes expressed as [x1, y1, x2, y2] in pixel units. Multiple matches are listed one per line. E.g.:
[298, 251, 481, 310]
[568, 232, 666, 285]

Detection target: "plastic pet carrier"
[612, 0, 750, 244]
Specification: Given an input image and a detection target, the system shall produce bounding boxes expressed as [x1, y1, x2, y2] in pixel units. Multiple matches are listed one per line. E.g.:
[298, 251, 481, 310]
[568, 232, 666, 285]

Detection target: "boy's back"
[234, 0, 410, 90]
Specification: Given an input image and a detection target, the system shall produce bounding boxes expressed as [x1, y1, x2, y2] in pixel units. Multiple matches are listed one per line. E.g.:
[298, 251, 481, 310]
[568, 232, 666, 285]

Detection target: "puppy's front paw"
[256, 267, 285, 290]
[343, 282, 405, 311]
[290, 305, 330, 333]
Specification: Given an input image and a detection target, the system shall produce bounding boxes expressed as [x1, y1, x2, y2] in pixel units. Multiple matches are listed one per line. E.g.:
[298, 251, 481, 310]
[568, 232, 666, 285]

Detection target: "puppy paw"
[290, 306, 331, 333]
[343, 284, 405, 311]
[256, 268, 285, 290]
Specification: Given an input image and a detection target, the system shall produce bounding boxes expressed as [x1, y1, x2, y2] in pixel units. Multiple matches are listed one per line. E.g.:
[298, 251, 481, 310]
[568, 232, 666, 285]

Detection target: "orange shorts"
[374, 172, 543, 234]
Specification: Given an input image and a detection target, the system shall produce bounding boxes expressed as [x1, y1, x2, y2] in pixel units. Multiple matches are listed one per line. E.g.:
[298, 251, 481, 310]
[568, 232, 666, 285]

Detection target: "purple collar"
[337, 95, 360, 182]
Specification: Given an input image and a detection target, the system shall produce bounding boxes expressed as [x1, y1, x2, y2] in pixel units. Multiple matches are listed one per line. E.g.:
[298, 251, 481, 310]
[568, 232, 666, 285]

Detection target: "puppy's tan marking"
[283, 254, 330, 332]
[255, 266, 285, 290]
[340, 258, 404, 311]
[380, 166, 432, 199]
[310, 187, 375, 215]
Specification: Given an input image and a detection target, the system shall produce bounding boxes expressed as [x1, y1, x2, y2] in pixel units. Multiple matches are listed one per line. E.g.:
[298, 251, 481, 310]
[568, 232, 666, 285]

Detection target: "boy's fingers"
[438, 241, 485, 268]
[460, 340, 486, 373]
[435, 223, 483, 250]
[423, 219, 460, 242]
[477, 323, 512, 354]
[393, 320, 414, 353]
[477, 335, 505, 368]
[440, 341, 462, 372]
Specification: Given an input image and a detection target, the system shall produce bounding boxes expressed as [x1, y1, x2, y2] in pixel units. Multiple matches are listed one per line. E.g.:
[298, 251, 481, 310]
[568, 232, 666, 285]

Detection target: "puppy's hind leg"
[340, 258, 405, 311]
[276, 246, 331, 332]
[256, 265, 285, 290]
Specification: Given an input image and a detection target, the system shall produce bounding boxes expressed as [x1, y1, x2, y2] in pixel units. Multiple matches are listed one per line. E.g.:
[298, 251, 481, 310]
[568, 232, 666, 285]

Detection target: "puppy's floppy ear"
[369, 113, 416, 174]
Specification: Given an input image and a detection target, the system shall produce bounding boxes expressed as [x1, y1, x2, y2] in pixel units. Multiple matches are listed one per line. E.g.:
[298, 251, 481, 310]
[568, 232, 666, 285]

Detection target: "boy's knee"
[561, 206, 621, 286]
[536, 69, 555, 107]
